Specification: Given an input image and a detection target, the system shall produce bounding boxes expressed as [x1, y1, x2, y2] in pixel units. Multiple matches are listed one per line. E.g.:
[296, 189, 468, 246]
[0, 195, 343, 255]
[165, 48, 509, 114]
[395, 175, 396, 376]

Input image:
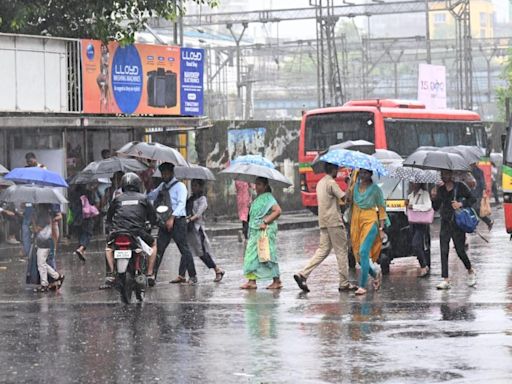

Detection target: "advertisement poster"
[81, 40, 204, 116]
[227, 128, 266, 159]
[417, 63, 447, 109]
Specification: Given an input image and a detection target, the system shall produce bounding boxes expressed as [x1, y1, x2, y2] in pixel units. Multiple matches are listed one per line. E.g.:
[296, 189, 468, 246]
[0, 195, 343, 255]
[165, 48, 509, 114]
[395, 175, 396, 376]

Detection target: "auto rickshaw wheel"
[379, 253, 391, 275]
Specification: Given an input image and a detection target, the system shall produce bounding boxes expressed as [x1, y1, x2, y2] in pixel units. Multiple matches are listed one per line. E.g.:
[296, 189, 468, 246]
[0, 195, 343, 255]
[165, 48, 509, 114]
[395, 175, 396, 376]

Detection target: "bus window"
[305, 112, 374, 152]
[385, 120, 482, 157]
[384, 120, 420, 155]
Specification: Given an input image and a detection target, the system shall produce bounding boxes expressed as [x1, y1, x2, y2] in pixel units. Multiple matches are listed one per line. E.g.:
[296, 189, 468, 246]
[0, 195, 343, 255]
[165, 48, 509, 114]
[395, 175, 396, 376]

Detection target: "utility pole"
[425, 0, 431, 64]
[227, 22, 249, 117]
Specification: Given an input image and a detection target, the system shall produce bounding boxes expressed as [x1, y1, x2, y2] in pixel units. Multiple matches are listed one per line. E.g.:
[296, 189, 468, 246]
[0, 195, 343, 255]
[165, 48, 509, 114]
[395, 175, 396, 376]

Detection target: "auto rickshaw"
[346, 173, 431, 275]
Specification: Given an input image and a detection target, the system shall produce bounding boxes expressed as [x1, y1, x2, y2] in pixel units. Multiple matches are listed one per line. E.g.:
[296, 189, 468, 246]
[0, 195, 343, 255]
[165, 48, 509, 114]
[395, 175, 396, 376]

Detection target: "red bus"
[503, 126, 512, 234]
[299, 99, 489, 211]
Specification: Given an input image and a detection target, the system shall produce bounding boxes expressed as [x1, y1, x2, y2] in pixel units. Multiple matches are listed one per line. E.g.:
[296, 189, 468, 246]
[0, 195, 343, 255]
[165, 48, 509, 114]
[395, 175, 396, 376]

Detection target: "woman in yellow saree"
[350, 169, 387, 295]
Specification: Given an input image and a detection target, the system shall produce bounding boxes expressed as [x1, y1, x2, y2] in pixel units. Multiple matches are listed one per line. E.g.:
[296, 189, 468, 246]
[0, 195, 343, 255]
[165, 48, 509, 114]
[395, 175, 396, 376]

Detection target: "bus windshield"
[304, 112, 374, 153]
[385, 119, 486, 157]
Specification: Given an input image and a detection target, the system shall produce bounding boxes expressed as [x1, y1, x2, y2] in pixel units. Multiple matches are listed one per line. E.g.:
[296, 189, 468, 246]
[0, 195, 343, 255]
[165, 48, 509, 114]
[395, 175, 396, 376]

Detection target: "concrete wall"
[195, 120, 302, 217]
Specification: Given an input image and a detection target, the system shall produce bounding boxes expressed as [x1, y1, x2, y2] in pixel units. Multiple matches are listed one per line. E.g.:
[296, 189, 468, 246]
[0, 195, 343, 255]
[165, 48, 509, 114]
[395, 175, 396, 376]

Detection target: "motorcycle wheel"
[135, 283, 145, 302]
[118, 273, 133, 304]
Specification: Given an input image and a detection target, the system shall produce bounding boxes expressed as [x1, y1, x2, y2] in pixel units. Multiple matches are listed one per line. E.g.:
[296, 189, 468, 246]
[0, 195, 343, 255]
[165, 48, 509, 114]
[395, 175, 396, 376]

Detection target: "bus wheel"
[379, 253, 391, 275]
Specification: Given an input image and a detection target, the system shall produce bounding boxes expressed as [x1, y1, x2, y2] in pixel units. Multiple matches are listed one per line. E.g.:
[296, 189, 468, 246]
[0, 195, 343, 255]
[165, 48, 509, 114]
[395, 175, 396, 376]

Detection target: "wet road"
[0, 212, 511, 383]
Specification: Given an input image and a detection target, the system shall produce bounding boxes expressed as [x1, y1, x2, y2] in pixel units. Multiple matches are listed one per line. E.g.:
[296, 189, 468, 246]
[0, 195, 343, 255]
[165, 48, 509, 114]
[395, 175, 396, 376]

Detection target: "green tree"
[496, 48, 512, 121]
[0, 0, 219, 43]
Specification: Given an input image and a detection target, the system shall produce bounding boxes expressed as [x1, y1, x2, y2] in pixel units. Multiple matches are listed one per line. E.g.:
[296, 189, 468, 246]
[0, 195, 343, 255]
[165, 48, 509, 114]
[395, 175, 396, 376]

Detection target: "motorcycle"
[112, 231, 148, 304]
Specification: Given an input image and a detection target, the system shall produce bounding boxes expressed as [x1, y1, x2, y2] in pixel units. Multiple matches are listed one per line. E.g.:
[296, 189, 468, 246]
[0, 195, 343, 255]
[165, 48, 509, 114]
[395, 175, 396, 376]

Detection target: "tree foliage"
[496, 48, 512, 121]
[0, 0, 219, 43]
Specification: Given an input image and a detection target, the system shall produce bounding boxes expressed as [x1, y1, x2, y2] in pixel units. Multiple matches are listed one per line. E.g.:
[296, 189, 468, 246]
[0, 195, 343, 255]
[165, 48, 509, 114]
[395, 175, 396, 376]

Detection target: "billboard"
[81, 40, 204, 116]
[417, 63, 446, 109]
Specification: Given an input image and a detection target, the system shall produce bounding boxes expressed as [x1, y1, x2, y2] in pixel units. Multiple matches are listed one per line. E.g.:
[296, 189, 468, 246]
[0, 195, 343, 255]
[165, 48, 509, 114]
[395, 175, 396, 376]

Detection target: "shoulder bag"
[407, 193, 434, 224]
[453, 184, 479, 233]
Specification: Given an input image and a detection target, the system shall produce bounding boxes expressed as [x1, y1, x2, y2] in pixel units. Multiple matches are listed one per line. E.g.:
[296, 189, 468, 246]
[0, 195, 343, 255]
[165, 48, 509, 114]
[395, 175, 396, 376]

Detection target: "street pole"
[425, 0, 431, 64]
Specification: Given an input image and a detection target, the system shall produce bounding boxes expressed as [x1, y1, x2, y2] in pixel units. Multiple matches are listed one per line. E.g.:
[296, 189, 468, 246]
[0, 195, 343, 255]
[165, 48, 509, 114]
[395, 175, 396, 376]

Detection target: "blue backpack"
[453, 184, 479, 233]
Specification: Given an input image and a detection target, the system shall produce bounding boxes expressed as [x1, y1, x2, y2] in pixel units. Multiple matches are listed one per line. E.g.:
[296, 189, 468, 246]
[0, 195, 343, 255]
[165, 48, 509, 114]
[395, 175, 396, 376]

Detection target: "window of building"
[434, 13, 446, 24]
[480, 12, 487, 27]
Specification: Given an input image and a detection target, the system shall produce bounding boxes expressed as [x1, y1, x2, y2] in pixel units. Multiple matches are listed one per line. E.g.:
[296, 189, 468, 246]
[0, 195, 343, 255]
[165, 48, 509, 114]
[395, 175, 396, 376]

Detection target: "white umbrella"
[220, 163, 292, 188]
[117, 141, 188, 166]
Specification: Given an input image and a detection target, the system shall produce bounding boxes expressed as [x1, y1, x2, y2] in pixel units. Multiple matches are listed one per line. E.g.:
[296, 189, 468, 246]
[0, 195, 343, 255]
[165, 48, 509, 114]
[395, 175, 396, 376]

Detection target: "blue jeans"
[79, 230, 91, 249]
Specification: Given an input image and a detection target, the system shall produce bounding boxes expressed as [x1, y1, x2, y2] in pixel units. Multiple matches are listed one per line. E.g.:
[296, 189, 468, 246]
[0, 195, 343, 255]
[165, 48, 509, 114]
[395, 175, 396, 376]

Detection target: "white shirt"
[408, 189, 432, 212]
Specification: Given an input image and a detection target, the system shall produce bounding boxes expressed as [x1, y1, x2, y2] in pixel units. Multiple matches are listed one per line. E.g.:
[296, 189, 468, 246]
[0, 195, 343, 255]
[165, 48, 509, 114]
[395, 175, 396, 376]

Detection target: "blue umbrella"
[319, 149, 388, 176]
[231, 155, 275, 169]
[5, 167, 68, 188]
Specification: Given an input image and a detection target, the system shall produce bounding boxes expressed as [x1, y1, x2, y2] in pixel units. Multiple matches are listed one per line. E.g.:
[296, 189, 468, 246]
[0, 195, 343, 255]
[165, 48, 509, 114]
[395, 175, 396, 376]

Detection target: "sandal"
[240, 282, 257, 290]
[34, 285, 49, 293]
[75, 249, 86, 262]
[213, 269, 225, 283]
[338, 283, 358, 292]
[266, 282, 283, 290]
[354, 287, 367, 296]
[418, 267, 430, 278]
[57, 274, 65, 289]
[170, 276, 186, 284]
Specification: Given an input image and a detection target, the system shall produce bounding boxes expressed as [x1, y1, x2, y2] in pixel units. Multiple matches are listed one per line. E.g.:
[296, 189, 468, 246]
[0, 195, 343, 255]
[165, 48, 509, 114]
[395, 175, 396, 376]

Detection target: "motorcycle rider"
[103, 173, 157, 288]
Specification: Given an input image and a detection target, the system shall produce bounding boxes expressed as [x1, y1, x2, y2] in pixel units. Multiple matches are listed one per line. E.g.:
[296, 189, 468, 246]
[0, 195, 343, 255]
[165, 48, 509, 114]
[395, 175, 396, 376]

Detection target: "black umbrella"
[117, 141, 188, 166]
[441, 145, 483, 164]
[71, 157, 148, 184]
[0, 185, 68, 204]
[404, 150, 471, 171]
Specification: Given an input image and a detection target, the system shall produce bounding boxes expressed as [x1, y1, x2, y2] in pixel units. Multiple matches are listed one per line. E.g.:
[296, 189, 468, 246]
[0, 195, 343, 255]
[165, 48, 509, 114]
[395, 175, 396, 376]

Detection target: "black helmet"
[121, 172, 142, 193]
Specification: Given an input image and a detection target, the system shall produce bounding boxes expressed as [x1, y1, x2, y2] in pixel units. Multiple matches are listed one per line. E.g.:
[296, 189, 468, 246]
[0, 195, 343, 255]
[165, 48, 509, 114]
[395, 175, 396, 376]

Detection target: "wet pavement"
[0, 210, 511, 383]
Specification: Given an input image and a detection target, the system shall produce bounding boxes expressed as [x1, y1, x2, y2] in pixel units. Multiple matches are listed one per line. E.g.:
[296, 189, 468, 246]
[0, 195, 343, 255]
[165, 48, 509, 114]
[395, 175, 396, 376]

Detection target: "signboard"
[417, 63, 446, 109]
[81, 40, 204, 116]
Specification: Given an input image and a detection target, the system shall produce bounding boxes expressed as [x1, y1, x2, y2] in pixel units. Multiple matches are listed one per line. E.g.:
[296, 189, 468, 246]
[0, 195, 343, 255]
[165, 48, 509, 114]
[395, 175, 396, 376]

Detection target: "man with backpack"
[431, 170, 477, 290]
[148, 162, 197, 285]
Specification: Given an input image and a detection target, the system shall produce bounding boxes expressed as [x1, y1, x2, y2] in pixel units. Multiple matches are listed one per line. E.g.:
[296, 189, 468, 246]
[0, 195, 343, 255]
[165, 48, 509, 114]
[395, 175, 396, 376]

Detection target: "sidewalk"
[0, 210, 319, 254]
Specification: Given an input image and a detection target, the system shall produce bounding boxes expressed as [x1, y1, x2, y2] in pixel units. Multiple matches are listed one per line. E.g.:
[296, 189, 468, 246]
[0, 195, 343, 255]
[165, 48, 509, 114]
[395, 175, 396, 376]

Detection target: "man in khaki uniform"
[294, 162, 356, 293]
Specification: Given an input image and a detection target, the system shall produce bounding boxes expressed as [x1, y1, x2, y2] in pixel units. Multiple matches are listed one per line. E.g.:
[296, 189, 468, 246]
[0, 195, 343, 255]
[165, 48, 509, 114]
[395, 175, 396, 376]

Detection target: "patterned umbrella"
[319, 149, 388, 176]
[386, 162, 440, 184]
[232, 155, 275, 168]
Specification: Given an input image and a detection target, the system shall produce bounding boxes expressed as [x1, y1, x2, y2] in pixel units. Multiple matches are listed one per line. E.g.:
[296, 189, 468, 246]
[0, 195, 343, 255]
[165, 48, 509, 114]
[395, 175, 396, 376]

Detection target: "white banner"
[418, 63, 446, 109]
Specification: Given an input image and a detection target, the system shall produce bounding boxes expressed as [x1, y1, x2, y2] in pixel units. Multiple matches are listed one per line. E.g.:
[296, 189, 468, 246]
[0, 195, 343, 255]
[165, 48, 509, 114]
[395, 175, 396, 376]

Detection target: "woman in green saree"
[240, 177, 282, 290]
